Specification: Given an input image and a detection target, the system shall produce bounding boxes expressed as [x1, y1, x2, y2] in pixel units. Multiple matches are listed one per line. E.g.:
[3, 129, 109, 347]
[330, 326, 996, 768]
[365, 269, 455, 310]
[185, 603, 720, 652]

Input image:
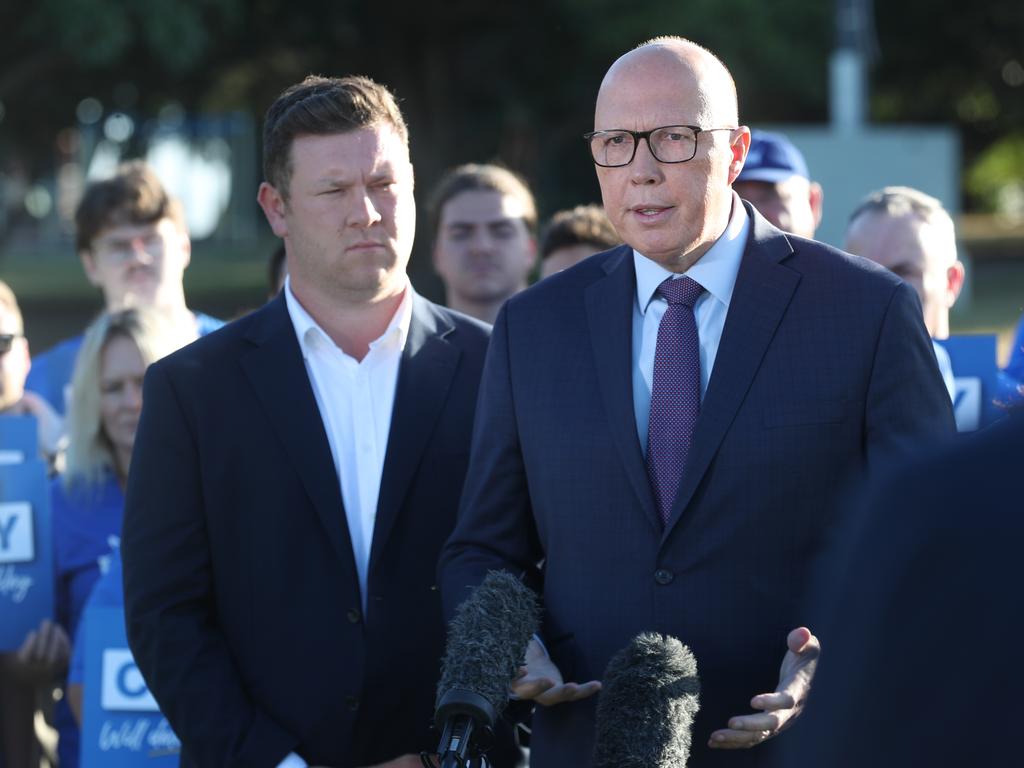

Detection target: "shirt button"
[347, 608, 362, 624]
[654, 568, 674, 585]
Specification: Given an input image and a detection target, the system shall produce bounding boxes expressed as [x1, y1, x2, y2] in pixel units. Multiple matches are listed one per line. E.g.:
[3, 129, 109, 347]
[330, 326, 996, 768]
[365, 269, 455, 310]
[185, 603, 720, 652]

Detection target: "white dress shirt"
[284, 277, 412, 608]
[279, 279, 411, 768]
[632, 195, 750, 452]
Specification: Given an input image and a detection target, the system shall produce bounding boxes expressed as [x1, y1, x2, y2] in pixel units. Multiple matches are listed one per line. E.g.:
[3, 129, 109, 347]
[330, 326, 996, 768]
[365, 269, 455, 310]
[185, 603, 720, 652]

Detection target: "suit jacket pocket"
[762, 399, 854, 428]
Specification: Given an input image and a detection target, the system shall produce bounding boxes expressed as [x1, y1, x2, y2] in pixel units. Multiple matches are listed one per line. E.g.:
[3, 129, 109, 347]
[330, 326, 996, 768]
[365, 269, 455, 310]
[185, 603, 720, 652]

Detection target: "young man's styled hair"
[262, 74, 408, 198]
[75, 161, 186, 253]
[540, 204, 620, 260]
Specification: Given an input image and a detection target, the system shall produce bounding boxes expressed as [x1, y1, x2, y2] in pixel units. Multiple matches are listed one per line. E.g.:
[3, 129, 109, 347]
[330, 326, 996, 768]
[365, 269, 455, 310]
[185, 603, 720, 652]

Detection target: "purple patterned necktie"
[646, 275, 705, 525]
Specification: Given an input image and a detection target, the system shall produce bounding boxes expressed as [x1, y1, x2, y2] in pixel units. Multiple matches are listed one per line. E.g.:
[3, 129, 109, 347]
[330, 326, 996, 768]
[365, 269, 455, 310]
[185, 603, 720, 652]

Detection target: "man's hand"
[709, 627, 820, 750]
[11, 620, 70, 682]
[509, 637, 601, 706]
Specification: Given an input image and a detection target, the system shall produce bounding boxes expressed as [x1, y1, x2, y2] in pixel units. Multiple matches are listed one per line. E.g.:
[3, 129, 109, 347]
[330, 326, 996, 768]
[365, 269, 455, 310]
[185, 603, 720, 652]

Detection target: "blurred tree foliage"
[0, 0, 1020, 222]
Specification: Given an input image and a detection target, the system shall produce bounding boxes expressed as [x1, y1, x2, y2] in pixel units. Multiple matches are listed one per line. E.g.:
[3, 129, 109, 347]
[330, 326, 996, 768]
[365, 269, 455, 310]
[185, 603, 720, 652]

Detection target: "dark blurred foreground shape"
[775, 413, 1024, 767]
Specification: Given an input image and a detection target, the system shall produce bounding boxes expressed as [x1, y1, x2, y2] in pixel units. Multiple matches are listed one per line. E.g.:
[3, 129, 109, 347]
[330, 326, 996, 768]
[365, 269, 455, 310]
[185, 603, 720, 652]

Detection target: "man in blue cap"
[733, 129, 822, 239]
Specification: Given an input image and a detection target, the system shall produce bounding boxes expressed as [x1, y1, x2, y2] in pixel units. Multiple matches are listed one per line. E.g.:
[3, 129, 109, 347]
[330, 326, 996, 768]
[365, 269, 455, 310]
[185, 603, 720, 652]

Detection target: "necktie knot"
[657, 276, 704, 308]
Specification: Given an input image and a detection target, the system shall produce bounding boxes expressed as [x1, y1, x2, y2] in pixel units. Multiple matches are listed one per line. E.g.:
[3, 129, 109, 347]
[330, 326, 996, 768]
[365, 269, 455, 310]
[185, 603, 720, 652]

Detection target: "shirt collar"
[634, 192, 749, 315]
[284, 275, 413, 359]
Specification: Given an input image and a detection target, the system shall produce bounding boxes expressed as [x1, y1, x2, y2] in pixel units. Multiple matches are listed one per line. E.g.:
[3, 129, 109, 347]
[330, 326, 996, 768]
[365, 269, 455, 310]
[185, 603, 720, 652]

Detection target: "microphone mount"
[424, 689, 498, 768]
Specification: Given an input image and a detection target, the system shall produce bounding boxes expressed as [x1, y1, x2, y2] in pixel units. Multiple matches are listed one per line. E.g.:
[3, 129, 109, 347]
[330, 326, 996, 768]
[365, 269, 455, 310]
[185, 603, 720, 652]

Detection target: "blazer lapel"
[240, 295, 353, 564]
[369, 295, 460, 568]
[585, 246, 661, 533]
[664, 207, 801, 535]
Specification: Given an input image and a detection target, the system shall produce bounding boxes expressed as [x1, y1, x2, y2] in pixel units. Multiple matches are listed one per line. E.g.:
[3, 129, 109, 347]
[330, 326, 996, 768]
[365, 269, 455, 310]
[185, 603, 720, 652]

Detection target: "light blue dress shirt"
[632, 196, 750, 453]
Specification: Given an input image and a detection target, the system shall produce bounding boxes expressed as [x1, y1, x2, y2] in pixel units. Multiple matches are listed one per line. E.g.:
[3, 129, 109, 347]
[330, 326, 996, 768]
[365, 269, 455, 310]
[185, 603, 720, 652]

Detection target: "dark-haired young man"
[430, 164, 537, 324]
[123, 76, 510, 768]
[537, 203, 620, 279]
[26, 161, 221, 415]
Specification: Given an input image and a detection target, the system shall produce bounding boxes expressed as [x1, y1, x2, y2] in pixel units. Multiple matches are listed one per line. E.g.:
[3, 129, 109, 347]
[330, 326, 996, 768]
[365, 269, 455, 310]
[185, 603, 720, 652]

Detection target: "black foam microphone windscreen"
[593, 632, 701, 768]
[433, 570, 539, 765]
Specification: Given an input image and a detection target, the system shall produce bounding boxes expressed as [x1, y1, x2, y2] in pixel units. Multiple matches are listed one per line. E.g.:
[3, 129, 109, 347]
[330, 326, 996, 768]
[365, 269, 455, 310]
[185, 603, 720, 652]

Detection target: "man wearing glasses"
[26, 161, 221, 415]
[441, 36, 954, 767]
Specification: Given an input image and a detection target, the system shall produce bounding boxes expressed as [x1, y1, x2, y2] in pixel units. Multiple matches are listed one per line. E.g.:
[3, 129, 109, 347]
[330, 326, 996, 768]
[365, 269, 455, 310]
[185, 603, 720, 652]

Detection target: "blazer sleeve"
[438, 303, 543, 621]
[122, 360, 298, 767]
[864, 281, 957, 463]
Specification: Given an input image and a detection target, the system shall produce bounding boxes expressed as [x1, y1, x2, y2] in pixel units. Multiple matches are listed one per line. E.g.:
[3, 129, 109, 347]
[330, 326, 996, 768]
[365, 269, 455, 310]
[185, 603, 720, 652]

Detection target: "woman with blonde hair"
[14, 306, 195, 768]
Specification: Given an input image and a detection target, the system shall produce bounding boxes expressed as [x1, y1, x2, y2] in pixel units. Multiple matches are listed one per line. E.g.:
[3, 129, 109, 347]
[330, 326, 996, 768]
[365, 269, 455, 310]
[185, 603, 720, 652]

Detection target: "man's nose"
[466, 229, 494, 253]
[127, 237, 156, 264]
[630, 137, 664, 185]
[348, 191, 382, 228]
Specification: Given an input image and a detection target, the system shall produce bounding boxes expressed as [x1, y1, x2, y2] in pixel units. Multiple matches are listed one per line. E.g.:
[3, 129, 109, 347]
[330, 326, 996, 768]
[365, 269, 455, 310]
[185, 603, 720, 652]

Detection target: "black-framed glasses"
[583, 125, 736, 167]
[0, 333, 22, 355]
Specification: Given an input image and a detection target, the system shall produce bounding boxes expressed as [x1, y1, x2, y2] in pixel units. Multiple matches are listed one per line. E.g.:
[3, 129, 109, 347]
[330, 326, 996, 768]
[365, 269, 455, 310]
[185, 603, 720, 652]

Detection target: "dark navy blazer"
[122, 292, 491, 767]
[774, 413, 1023, 767]
[440, 205, 956, 768]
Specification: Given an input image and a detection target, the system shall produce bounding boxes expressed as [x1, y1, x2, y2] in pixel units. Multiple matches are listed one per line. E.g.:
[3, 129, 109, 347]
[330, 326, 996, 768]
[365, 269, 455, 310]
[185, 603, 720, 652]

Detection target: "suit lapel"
[586, 246, 661, 533]
[369, 295, 460, 569]
[240, 295, 353, 565]
[664, 208, 801, 535]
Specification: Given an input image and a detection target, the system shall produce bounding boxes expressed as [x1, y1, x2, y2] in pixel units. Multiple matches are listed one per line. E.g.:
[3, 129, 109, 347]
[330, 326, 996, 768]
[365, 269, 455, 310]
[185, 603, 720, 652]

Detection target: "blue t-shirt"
[69, 548, 124, 687]
[51, 470, 125, 768]
[26, 311, 223, 415]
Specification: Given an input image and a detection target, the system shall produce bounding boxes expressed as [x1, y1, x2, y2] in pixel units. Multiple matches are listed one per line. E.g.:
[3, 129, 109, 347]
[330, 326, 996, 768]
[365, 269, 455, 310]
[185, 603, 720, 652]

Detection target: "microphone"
[593, 633, 701, 768]
[430, 570, 539, 768]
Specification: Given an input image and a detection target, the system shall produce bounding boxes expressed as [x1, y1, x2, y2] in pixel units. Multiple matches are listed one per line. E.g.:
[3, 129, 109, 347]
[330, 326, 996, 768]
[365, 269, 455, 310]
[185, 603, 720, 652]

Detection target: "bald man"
[844, 187, 965, 404]
[440, 37, 954, 767]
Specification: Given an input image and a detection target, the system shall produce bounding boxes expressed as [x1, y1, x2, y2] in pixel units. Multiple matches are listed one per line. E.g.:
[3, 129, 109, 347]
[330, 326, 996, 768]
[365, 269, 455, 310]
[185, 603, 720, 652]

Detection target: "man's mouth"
[632, 205, 674, 219]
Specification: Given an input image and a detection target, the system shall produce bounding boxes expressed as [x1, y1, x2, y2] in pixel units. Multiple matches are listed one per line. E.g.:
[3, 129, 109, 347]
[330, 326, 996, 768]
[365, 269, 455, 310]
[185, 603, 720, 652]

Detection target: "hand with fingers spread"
[509, 637, 602, 706]
[709, 627, 820, 750]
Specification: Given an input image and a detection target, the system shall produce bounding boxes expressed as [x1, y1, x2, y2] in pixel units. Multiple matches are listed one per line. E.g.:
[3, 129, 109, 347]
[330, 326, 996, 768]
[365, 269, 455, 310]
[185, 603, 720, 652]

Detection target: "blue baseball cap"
[737, 130, 810, 183]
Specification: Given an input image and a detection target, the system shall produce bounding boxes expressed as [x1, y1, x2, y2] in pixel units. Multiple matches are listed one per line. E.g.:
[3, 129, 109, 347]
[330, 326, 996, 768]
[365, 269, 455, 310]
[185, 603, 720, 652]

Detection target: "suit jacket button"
[346, 695, 359, 712]
[347, 608, 362, 624]
[654, 569, 674, 585]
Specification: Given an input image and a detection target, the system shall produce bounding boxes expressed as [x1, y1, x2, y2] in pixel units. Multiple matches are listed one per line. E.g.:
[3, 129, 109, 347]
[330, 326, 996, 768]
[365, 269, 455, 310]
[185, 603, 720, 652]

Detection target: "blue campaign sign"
[0, 414, 38, 465]
[937, 334, 1003, 431]
[0, 460, 54, 650]
[81, 606, 181, 766]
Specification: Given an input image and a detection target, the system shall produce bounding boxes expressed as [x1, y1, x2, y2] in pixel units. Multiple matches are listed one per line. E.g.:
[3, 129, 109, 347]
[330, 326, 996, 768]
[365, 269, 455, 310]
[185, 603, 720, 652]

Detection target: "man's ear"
[80, 251, 103, 288]
[257, 182, 289, 238]
[946, 260, 966, 306]
[525, 236, 538, 269]
[726, 126, 751, 184]
[808, 182, 824, 230]
[179, 230, 192, 270]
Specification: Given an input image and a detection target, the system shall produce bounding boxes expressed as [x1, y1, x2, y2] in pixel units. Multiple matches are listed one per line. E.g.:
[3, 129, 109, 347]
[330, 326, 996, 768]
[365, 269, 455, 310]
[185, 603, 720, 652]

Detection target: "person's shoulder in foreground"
[773, 413, 1022, 768]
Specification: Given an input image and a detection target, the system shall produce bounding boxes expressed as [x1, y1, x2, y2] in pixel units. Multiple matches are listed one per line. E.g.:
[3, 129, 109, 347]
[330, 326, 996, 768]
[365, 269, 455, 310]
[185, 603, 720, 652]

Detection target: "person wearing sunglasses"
[0, 280, 64, 460]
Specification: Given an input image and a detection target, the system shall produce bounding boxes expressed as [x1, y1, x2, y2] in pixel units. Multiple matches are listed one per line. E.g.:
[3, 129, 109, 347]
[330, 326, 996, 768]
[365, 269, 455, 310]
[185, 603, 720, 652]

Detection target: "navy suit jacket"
[439, 206, 956, 768]
[122, 292, 491, 767]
